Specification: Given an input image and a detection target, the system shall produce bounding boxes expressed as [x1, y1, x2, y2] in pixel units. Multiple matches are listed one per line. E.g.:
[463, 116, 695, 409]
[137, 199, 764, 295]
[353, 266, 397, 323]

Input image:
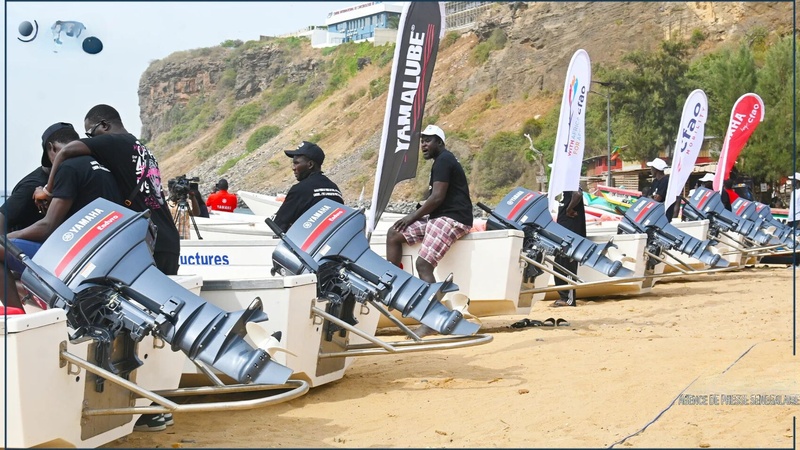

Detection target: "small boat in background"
[237, 190, 285, 217]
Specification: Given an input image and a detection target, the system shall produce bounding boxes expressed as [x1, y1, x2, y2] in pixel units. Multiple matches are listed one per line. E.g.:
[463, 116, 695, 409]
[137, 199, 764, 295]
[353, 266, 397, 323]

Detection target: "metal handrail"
[518, 254, 645, 294]
[516, 244, 746, 296]
[60, 350, 309, 417]
[309, 306, 492, 358]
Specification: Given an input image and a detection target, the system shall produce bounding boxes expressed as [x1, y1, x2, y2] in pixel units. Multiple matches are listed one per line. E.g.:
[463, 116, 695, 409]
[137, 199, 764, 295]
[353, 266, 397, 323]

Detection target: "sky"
[2, 1, 359, 191]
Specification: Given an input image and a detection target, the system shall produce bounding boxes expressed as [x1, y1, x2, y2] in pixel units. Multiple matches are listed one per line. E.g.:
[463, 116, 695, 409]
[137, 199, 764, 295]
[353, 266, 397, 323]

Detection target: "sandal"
[551, 299, 575, 307]
[556, 318, 570, 327]
[510, 318, 544, 329]
[510, 318, 532, 328]
[542, 317, 556, 327]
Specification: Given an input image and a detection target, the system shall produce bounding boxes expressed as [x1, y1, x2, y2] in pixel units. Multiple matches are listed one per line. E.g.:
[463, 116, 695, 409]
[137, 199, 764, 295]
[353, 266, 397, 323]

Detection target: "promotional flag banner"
[713, 93, 765, 191]
[664, 89, 708, 210]
[367, 1, 445, 233]
[547, 49, 591, 214]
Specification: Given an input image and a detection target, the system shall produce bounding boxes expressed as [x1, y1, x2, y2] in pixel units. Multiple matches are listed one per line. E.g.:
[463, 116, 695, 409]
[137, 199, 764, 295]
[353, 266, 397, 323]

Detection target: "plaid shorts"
[402, 215, 471, 267]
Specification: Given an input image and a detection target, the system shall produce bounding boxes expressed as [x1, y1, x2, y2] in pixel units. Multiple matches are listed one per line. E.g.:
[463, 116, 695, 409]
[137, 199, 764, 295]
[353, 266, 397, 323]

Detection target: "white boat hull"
[1, 275, 201, 448]
[237, 190, 284, 217]
[185, 273, 381, 388]
[177, 217, 740, 327]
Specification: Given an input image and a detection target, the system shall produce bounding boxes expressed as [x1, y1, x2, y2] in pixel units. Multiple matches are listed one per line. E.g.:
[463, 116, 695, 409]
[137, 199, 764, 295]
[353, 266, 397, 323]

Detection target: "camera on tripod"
[171, 175, 200, 200]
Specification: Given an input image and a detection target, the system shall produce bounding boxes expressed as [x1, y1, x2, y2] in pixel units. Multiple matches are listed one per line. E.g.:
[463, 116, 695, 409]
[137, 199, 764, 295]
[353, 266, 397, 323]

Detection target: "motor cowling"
[487, 188, 631, 278]
[271, 200, 479, 336]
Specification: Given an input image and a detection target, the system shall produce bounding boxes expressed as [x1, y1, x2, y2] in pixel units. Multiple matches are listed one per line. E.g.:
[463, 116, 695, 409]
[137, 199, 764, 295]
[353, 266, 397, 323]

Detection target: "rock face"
[139, 43, 327, 142]
[464, 1, 792, 102]
[138, 1, 793, 203]
[138, 56, 227, 141]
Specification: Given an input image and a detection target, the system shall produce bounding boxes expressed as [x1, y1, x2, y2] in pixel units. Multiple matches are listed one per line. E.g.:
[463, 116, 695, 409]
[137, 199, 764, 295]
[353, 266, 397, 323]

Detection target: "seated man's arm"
[7, 197, 74, 242]
[36, 141, 92, 202]
[393, 181, 448, 231]
[271, 187, 303, 232]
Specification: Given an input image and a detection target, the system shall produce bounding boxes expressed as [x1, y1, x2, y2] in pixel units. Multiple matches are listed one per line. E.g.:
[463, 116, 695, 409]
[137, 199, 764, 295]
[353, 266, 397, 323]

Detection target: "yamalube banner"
[713, 93, 765, 191]
[367, 1, 445, 234]
[547, 49, 591, 214]
[665, 89, 708, 211]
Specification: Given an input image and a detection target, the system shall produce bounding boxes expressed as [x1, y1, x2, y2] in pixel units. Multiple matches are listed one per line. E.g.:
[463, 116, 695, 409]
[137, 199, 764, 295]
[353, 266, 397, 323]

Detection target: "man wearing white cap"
[386, 124, 473, 330]
[698, 172, 715, 189]
[645, 157, 675, 221]
[787, 173, 800, 230]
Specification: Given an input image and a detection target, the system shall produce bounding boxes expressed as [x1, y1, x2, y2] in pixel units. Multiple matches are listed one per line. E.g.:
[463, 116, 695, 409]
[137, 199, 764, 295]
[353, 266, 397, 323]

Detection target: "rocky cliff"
[138, 1, 794, 205]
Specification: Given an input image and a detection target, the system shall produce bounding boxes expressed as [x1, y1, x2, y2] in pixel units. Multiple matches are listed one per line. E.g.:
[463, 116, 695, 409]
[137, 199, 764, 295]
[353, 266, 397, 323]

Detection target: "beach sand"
[104, 265, 798, 448]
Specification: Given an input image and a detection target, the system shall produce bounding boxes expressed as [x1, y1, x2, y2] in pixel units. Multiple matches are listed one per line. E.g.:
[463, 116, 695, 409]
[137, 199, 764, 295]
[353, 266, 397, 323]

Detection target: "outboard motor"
[484, 188, 633, 278]
[730, 197, 798, 248]
[618, 196, 726, 268]
[269, 199, 479, 336]
[15, 198, 292, 385]
[684, 187, 775, 246]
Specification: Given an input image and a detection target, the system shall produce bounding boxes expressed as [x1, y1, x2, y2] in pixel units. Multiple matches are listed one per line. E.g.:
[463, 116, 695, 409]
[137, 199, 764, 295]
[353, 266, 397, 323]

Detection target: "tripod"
[171, 194, 203, 240]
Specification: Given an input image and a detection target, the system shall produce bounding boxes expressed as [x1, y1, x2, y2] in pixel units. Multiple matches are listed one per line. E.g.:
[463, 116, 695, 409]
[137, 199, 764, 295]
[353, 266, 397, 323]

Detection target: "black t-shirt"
[720, 189, 732, 211]
[556, 190, 587, 237]
[427, 149, 473, 227]
[648, 174, 675, 221]
[50, 156, 123, 217]
[82, 133, 180, 255]
[648, 175, 669, 201]
[0, 167, 49, 232]
[272, 172, 344, 232]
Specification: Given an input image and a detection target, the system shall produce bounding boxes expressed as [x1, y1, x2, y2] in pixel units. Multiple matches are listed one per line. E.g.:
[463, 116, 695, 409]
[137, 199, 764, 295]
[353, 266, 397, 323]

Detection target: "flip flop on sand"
[510, 318, 544, 329]
[542, 317, 556, 327]
[556, 318, 570, 327]
[550, 299, 573, 307]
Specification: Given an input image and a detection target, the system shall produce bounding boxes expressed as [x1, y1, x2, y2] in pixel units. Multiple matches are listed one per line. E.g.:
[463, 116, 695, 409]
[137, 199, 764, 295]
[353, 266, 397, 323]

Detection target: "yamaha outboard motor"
[269, 199, 479, 336]
[618, 196, 726, 268]
[684, 187, 775, 246]
[16, 198, 292, 385]
[484, 188, 633, 278]
[730, 197, 797, 248]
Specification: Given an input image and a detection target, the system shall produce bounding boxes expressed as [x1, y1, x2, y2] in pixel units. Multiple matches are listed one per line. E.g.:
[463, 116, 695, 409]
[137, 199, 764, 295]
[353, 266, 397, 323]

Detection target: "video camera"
[171, 175, 200, 199]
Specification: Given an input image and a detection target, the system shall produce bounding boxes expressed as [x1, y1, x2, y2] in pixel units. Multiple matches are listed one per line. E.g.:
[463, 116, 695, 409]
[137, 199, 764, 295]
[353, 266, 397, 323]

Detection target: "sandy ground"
[104, 265, 799, 448]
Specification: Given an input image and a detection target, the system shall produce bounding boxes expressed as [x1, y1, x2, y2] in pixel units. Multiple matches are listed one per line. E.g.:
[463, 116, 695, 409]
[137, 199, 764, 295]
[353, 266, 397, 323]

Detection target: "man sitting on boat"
[35, 104, 181, 277]
[386, 124, 473, 285]
[646, 157, 675, 222]
[1, 122, 122, 308]
[1, 122, 72, 308]
[271, 141, 344, 232]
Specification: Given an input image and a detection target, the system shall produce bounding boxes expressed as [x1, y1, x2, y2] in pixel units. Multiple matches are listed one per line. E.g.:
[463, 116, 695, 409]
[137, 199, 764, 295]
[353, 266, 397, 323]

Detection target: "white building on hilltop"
[324, 1, 404, 47]
[276, 1, 495, 49]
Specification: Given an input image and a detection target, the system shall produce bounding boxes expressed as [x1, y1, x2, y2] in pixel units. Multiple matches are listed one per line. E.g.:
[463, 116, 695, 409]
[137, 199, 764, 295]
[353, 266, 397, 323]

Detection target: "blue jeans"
[4, 239, 42, 273]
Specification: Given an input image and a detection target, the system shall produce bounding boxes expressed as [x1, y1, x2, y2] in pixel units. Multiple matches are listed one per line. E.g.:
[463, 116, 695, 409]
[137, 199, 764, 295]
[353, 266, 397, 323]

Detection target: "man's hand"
[566, 208, 578, 218]
[392, 214, 416, 232]
[33, 186, 51, 213]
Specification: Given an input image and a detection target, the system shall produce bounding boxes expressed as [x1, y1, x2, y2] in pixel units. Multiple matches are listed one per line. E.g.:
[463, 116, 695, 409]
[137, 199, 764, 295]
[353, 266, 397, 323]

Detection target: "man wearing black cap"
[271, 141, 344, 232]
[1, 122, 122, 308]
[34, 104, 180, 432]
[35, 104, 180, 277]
[0, 122, 71, 234]
[206, 178, 238, 212]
